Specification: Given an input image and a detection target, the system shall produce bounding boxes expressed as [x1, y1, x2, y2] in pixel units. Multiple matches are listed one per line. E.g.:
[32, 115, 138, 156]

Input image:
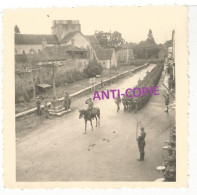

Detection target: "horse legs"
[95, 116, 97, 127]
[91, 120, 93, 130]
[97, 114, 100, 126]
[84, 120, 87, 134]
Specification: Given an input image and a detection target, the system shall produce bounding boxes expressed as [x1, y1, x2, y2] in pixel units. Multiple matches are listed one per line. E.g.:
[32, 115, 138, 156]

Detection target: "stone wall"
[15, 58, 89, 103]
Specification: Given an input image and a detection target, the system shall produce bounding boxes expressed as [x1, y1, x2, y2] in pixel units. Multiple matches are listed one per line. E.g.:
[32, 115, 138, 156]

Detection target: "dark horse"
[79, 107, 100, 134]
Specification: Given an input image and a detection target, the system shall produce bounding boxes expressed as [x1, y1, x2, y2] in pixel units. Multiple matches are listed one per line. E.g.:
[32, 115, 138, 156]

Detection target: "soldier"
[36, 96, 42, 116]
[128, 97, 133, 112]
[43, 99, 49, 119]
[163, 157, 176, 181]
[163, 93, 170, 112]
[121, 94, 127, 110]
[134, 98, 139, 113]
[114, 95, 121, 112]
[85, 98, 94, 118]
[136, 122, 146, 161]
[64, 91, 71, 110]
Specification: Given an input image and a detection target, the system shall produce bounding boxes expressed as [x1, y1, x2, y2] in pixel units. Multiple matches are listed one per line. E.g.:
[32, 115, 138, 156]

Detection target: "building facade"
[116, 48, 134, 64]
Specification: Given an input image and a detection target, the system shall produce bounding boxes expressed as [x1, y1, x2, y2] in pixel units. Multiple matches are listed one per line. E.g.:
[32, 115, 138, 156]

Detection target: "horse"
[79, 107, 100, 134]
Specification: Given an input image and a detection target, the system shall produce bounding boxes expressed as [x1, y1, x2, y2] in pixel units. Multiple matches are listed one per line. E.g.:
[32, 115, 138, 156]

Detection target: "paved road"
[16, 64, 175, 181]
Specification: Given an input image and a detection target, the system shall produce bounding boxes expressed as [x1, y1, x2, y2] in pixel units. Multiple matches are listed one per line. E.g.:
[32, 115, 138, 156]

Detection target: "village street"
[16, 65, 175, 181]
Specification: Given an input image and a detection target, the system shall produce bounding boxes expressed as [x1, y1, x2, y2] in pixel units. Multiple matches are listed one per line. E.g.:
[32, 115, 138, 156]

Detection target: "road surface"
[16, 64, 175, 181]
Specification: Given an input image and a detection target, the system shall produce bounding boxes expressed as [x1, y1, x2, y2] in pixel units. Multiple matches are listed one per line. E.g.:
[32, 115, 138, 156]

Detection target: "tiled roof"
[91, 44, 102, 50]
[85, 35, 100, 44]
[15, 34, 59, 45]
[60, 31, 81, 44]
[94, 48, 114, 61]
[27, 46, 87, 62]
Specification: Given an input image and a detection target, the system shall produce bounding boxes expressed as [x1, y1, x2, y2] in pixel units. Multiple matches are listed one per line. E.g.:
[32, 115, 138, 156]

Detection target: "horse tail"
[96, 107, 100, 118]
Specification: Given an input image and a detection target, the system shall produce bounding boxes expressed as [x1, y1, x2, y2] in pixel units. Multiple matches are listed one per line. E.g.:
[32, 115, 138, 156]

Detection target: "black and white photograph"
[2, 6, 188, 187]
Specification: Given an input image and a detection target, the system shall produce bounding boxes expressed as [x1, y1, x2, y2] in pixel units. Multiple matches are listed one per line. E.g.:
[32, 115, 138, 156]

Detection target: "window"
[38, 49, 40, 53]
[23, 50, 25, 54]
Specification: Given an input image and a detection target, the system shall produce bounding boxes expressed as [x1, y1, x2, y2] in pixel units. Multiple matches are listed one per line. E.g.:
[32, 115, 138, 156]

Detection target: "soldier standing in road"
[43, 99, 49, 119]
[114, 95, 121, 112]
[121, 95, 127, 110]
[163, 93, 170, 112]
[136, 122, 146, 161]
[36, 96, 42, 116]
[64, 91, 71, 110]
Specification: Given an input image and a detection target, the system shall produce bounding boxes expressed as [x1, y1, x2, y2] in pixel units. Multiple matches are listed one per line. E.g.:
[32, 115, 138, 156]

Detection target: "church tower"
[51, 20, 81, 42]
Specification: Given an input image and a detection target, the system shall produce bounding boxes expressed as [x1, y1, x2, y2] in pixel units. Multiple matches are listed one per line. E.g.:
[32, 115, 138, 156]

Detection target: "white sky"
[12, 7, 180, 44]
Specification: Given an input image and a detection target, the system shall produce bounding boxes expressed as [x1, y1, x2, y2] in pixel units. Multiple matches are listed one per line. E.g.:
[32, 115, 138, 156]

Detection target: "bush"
[54, 70, 84, 85]
[83, 60, 103, 78]
[15, 85, 34, 104]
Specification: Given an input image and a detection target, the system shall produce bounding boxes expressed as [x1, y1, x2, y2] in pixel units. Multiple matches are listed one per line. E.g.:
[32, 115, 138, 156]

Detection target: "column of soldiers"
[156, 125, 176, 182]
[121, 64, 163, 113]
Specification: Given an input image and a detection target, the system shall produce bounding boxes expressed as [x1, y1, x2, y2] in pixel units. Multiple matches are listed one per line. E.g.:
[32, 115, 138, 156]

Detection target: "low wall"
[15, 63, 150, 119]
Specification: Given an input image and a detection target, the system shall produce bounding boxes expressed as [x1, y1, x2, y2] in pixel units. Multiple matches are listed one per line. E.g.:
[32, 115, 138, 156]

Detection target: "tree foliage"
[83, 60, 103, 78]
[133, 29, 160, 59]
[95, 31, 125, 50]
[14, 25, 20, 34]
[164, 40, 172, 48]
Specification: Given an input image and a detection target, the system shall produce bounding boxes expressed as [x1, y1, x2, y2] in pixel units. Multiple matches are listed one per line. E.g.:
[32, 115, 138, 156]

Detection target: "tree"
[133, 30, 159, 59]
[164, 40, 172, 48]
[95, 31, 125, 50]
[14, 25, 20, 34]
[83, 60, 103, 78]
[147, 29, 155, 43]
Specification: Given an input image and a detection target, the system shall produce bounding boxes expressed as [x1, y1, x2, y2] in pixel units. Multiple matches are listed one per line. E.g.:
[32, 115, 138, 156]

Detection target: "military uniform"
[137, 129, 146, 161]
[163, 157, 176, 181]
[128, 98, 133, 112]
[44, 100, 49, 118]
[64, 92, 71, 110]
[86, 98, 94, 118]
[36, 97, 42, 116]
[87, 101, 94, 110]
[163, 94, 170, 112]
[114, 96, 121, 112]
[121, 95, 127, 110]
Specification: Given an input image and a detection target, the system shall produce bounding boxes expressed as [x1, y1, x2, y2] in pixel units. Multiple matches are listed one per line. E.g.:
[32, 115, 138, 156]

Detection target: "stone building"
[116, 47, 134, 64]
[15, 20, 118, 102]
[92, 45, 117, 69]
[15, 34, 59, 54]
[15, 20, 118, 70]
[15, 20, 96, 62]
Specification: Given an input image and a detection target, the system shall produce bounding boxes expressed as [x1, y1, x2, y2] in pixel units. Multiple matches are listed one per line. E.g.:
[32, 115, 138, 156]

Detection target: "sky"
[12, 7, 181, 44]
